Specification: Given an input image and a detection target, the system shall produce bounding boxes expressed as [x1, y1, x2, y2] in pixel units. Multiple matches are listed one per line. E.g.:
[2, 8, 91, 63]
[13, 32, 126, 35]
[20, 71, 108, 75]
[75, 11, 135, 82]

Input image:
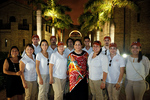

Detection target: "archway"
[69, 30, 82, 39]
[9, 16, 16, 22]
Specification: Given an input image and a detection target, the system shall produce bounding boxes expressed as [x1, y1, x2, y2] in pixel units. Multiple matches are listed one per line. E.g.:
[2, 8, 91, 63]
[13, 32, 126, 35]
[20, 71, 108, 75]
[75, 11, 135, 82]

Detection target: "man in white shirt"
[102, 36, 120, 56]
[47, 36, 57, 53]
[82, 36, 93, 55]
[64, 38, 74, 57]
[22, 34, 41, 57]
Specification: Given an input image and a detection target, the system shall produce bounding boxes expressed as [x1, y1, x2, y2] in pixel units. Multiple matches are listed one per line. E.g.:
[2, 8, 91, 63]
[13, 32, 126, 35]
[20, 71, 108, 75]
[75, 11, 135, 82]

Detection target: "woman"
[67, 39, 88, 100]
[49, 42, 67, 100]
[106, 43, 125, 100]
[20, 44, 37, 100]
[88, 41, 108, 100]
[36, 39, 51, 100]
[3, 46, 24, 100]
[125, 42, 150, 100]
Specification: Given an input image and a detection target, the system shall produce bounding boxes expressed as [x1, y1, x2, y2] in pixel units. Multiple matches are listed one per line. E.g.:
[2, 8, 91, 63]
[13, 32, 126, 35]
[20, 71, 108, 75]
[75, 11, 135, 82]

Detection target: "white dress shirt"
[20, 54, 36, 81]
[88, 52, 109, 80]
[106, 54, 125, 83]
[36, 52, 51, 75]
[49, 51, 67, 79]
[47, 45, 57, 54]
[64, 48, 74, 57]
[82, 46, 93, 55]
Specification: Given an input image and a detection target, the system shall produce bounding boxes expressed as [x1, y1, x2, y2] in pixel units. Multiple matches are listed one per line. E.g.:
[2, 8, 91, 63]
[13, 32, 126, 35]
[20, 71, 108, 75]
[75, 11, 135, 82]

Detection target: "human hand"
[15, 71, 22, 76]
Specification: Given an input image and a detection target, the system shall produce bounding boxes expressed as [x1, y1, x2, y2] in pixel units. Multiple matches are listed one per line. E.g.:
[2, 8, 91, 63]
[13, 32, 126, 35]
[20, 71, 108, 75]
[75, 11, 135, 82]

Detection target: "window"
[137, 13, 140, 22]
[5, 39, 7, 47]
[23, 19, 27, 26]
[23, 39, 25, 46]
[9, 16, 16, 22]
[0, 20, 2, 26]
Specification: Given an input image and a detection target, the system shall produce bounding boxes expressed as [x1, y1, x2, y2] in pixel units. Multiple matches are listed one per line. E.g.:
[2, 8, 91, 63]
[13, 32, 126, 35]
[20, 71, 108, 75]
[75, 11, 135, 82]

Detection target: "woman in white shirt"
[36, 39, 51, 100]
[49, 42, 67, 100]
[106, 43, 125, 100]
[125, 42, 150, 100]
[20, 44, 37, 100]
[88, 41, 109, 100]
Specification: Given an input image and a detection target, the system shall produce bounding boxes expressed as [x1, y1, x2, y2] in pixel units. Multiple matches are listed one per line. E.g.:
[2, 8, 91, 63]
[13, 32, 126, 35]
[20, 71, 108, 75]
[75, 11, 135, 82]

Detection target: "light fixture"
[122, 53, 128, 58]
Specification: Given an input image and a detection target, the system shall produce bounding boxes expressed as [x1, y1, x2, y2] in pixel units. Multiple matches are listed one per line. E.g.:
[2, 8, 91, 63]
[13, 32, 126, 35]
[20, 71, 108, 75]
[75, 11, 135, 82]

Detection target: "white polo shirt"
[22, 44, 41, 57]
[49, 51, 67, 79]
[106, 54, 125, 84]
[36, 52, 51, 75]
[88, 52, 109, 80]
[126, 56, 150, 81]
[64, 48, 74, 57]
[101, 46, 120, 56]
[47, 46, 57, 54]
[82, 46, 93, 55]
[20, 54, 36, 81]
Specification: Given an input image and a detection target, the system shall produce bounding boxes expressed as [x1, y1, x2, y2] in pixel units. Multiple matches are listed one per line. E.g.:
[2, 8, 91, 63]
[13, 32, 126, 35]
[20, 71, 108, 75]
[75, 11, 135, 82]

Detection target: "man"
[101, 36, 120, 100]
[102, 36, 120, 55]
[82, 36, 93, 55]
[64, 38, 74, 57]
[47, 36, 57, 53]
[22, 34, 41, 57]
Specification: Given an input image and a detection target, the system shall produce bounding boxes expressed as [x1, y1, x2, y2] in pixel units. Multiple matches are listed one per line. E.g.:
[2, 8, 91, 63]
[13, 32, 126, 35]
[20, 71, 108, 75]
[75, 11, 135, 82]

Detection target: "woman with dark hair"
[36, 39, 51, 100]
[3, 46, 24, 100]
[125, 42, 150, 100]
[67, 39, 88, 100]
[88, 41, 108, 100]
[20, 44, 37, 100]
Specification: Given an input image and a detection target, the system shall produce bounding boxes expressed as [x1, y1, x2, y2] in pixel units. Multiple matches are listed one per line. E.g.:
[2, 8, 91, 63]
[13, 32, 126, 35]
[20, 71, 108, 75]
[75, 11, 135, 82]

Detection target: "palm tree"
[43, 0, 73, 36]
[27, 0, 47, 41]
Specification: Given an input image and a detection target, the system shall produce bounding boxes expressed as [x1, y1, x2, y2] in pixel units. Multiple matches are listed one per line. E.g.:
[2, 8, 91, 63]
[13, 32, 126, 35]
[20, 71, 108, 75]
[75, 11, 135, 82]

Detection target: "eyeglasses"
[47, 59, 49, 66]
[105, 50, 107, 55]
[109, 60, 112, 67]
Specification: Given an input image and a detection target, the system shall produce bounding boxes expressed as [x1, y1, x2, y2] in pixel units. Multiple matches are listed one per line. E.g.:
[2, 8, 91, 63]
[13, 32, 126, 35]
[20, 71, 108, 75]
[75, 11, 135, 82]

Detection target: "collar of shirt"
[24, 53, 35, 62]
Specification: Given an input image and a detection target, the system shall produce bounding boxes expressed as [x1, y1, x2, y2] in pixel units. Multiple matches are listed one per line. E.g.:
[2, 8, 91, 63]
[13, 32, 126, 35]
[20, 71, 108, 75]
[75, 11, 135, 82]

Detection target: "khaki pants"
[38, 74, 50, 100]
[25, 81, 37, 100]
[125, 79, 146, 100]
[106, 83, 122, 100]
[52, 77, 66, 100]
[89, 79, 104, 100]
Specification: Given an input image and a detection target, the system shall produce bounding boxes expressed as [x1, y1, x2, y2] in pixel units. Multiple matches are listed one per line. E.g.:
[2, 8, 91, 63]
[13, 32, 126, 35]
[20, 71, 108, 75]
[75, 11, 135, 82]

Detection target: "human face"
[41, 42, 48, 51]
[104, 38, 111, 46]
[84, 39, 90, 47]
[131, 45, 141, 55]
[68, 39, 73, 48]
[50, 38, 56, 45]
[58, 45, 64, 53]
[32, 37, 40, 46]
[93, 44, 101, 53]
[11, 48, 19, 57]
[74, 41, 82, 52]
[25, 46, 34, 56]
[109, 47, 117, 55]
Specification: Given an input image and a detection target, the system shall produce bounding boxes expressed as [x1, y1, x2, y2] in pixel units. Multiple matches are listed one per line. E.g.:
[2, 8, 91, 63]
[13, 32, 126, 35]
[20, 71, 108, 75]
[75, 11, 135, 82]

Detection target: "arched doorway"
[69, 30, 82, 39]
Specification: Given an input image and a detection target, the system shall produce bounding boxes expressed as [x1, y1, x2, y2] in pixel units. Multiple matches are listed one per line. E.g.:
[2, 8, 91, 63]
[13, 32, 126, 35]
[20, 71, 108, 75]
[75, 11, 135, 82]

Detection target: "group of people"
[3, 34, 150, 100]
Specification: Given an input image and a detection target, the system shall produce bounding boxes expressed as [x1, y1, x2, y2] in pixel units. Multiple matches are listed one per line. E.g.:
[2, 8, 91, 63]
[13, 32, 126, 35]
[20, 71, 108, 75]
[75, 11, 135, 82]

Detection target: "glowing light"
[52, 26, 55, 36]
[122, 53, 128, 58]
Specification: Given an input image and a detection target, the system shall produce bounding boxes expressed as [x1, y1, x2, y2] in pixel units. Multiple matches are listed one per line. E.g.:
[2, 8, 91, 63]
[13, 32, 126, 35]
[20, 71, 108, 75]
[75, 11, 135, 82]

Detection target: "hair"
[74, 39, 82, 45]
[9, 46, 21, 60]
[138, 47, 142, 62]
[25, 44, 36, 57]
[40, 39, 49, 46]
[66, 38, 74, 47]
[97, 48, 102, 56]
[84, 36, 90, 41]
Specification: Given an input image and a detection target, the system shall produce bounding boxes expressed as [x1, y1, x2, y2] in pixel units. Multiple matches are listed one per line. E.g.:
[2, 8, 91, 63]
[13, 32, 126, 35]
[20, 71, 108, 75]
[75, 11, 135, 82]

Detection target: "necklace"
[11, 58, 17, 72]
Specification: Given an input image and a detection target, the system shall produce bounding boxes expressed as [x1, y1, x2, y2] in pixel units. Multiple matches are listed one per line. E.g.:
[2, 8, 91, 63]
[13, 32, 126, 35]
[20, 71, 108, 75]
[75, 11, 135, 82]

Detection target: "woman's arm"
[49, 63, 54, 84]
[115, 67, 125, 90]
[36, 60, 43, 85]
[19, 61, 27, 88]
[100, 72, 107, 89]
[3, 59, 22, 76]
